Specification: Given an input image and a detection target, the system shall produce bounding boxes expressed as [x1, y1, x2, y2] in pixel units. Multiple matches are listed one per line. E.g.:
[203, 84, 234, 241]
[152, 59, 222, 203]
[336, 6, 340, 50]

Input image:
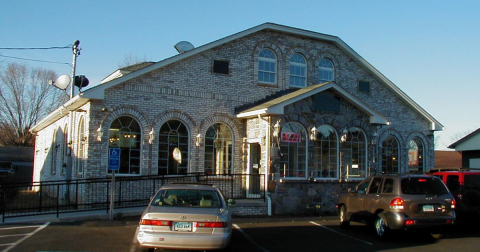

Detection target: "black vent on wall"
[358, 81, 370, 94]
[213, 60, 229, 74]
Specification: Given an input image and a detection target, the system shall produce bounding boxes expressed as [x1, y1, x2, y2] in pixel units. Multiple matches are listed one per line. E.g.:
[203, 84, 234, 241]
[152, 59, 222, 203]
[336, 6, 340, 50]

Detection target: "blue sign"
[109, 148, 121, 170]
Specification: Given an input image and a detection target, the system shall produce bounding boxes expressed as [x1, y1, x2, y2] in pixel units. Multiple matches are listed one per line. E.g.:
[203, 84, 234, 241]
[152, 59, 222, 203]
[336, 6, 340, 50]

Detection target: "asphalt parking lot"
[1, 215, 480, 252]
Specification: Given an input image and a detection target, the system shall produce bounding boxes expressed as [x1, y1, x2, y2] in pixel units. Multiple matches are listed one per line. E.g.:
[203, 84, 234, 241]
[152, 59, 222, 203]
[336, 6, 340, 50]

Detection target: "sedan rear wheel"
[339, 206, 350, 228]
[374, 215, 390, 240]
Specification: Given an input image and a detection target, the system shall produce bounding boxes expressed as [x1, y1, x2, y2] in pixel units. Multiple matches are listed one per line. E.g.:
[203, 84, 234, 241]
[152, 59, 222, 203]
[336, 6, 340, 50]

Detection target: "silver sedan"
[137, 183, 234, 251]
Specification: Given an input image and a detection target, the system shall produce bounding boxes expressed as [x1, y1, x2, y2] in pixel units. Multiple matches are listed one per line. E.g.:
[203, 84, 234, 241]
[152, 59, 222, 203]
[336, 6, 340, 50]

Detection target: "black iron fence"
[0, 173, 264, 222]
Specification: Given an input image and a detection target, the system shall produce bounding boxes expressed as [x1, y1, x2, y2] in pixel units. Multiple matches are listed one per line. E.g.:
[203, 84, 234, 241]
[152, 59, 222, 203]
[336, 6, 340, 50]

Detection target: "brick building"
[30, 23, 443, 215]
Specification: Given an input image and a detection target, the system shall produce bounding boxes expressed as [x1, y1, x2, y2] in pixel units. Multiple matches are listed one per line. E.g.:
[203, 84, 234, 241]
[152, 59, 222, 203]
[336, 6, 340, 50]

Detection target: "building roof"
[236, 82, 389, 125]
[448, 127, 480, 151]
[30, 23, 443, 133]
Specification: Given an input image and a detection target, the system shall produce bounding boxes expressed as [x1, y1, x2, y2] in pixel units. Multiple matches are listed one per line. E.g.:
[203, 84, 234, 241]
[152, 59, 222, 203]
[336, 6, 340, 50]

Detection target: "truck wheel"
[339, 205, 350, 228]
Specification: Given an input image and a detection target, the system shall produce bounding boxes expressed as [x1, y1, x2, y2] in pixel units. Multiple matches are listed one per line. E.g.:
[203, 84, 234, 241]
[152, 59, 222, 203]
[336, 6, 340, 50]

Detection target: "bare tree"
[451, 129, 475, 144]
[117, 52, 149, 68]
[0, 63, 69, 146]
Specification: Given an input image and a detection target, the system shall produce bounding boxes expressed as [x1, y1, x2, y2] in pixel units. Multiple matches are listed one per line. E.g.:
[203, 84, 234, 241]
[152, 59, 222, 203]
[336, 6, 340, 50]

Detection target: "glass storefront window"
[280, 122, 307, 178]
[108, 116, 141, 175]
[312, 125, 338, 179]
[158, 120, 189, 175]
[204, 123, 233, 175]
[381, 135, 399, 174]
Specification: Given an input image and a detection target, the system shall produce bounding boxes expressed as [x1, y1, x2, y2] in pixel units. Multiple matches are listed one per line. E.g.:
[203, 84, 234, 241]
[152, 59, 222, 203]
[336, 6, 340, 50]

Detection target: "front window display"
[381, 135, 399, 174]
[344, 127, 367, 179]
[158, 120, 189, 175]
[279, 122, 307, 178]
[108, 116, 141, 175]
[204, 123, 233, 175]
[408, 138, 424, 173]
[312, 125, 338, 179]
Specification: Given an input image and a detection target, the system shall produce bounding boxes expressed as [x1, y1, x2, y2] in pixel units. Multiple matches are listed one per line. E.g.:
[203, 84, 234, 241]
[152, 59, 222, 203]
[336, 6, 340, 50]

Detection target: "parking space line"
[1, 222, 50, 252]
[233, 224, 270, 252]
[309, 221, 373, 246]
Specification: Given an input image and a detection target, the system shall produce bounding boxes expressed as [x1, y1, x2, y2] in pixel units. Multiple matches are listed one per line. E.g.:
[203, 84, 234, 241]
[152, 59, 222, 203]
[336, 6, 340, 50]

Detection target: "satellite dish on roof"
[174, 41, 195, 54]
[49, 74, 71, 90]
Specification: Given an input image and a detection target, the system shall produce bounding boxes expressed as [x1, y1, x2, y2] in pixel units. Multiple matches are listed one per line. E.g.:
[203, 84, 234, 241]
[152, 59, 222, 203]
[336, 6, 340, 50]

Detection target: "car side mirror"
[228, 199, 236, 205]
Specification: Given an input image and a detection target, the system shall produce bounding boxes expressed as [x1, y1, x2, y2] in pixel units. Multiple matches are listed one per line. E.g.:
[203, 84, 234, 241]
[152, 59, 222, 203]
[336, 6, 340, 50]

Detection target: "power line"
[0, 45, 71, 50]
[0, 54, 71, 66]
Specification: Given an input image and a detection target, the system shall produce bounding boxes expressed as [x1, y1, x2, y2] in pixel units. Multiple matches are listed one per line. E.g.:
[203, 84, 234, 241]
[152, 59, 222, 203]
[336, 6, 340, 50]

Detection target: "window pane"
[204, 123, 233, 175]
[108, 116, 141, 175]
[279, 122, 307, 178]
[158, 120, 190, 175]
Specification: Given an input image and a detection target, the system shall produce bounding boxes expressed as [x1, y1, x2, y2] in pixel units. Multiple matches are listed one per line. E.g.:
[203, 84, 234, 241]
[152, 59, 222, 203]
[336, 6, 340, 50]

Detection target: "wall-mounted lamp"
[196, 133, 202, 147]
[273, 121, 280, 138]
[148, 128, 155, 144]
[371, 131, 378, 145]
[340, 128, 348, 143]
[310, 126, 317, 141]
[96, 127, 103, 142]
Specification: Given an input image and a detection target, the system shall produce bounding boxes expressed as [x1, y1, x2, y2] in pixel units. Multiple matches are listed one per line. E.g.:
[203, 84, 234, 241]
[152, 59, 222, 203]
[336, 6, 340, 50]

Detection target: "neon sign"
[281, 132, 301, 143]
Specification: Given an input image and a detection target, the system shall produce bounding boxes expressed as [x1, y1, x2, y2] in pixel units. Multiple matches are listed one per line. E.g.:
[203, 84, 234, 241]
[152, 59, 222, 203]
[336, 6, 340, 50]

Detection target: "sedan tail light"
[390, 197, 404, 209]
[140, 219, 172, 226]
[195, 222, 227, 228]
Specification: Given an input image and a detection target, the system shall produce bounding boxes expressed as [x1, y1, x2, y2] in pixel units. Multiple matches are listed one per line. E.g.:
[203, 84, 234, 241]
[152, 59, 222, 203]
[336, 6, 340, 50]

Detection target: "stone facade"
[31, 23, 440, 216]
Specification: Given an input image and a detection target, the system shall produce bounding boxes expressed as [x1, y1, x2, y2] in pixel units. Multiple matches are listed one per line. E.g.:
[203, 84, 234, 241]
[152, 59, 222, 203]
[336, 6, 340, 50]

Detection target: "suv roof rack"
[426, 167, 480, 174]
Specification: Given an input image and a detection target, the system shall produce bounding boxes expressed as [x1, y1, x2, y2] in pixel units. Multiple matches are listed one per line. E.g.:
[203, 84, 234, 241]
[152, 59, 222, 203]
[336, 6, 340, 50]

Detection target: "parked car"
[428, 168, 480, 219]
[137, 183, 235, 251]
[336, 174, 456, 239]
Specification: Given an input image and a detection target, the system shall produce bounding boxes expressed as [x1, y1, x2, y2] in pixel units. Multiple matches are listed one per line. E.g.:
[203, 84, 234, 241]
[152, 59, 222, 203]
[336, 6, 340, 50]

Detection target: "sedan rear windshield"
[401, 178, 449, 195]
[151, 189, 222, 208]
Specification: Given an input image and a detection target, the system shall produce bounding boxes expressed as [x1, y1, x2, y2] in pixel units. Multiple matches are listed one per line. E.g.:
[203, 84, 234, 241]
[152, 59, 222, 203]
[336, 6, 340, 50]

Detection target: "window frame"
[258, 49, 277, 85]
[279, 122, 307, 179]
[289, 53, 307, 88]
[158, 120, 190, 175]
[107, 116, 142, 175]
[318, 58, 334, 83]
[311, 124, 338, 180]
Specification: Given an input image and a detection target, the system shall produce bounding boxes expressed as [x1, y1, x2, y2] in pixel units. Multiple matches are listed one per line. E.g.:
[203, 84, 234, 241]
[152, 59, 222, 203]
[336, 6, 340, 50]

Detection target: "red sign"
[281, 132, 301, 143]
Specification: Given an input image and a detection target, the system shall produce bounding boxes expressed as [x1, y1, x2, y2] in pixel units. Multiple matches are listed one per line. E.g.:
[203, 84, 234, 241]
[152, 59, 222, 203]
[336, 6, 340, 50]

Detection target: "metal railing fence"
[0, 173, 264, 222]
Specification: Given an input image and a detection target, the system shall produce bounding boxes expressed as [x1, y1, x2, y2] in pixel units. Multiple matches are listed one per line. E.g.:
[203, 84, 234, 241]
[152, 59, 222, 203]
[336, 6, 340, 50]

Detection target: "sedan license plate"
[174, 222, 192, 232]
[423, 205, 434, 212]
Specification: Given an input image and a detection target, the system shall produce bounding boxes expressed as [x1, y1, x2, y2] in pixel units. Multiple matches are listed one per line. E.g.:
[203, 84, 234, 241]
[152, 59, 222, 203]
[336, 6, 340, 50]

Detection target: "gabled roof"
[31, 23, 443, 132]
[237, 82, 389, 125]
[448, 127, 480, 151]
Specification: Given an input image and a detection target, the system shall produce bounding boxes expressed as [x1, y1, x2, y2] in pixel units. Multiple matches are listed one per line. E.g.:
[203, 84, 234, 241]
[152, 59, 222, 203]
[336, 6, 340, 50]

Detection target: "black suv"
[337, 174, 456, 239]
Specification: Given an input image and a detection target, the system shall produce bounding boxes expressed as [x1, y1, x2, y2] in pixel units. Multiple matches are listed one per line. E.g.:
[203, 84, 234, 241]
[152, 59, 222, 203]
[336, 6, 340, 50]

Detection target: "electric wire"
[0, 54, 71, 66]
[0, 45, 71, 50]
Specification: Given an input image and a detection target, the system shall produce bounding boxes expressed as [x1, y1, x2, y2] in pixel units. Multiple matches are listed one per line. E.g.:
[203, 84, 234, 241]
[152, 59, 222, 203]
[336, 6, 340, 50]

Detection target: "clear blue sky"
[1, 0, 479, 150]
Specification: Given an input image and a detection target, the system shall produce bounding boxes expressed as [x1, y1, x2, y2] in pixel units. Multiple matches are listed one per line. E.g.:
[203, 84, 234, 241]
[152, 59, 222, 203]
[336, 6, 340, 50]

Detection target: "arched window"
[319, 58, 334, 82]
[289, 53, 306, 88]
[382, 135, 399, 174]
[204, 123, 233, 175]
[50, 131, 57, 175]
[258, 49, 277, 84]
[344, 127, 367, 179]
[312, 125, 338, 179]
[408, 138, 424, 173]
[108, 116, 141, 175]
[158, 120, 189, 175]
[279, 122, 307, 178]
[76, 117, 86, 176]
[62, 125, 68, 176]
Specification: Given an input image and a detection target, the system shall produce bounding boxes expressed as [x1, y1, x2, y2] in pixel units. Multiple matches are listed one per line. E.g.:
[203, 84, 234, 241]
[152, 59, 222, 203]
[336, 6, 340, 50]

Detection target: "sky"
[1, 0, 479, 150]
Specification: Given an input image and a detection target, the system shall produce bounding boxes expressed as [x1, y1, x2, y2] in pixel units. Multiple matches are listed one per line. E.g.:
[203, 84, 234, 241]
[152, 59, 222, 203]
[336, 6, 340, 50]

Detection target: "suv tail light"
[390, 197, 404, 209]
[450, 199, 456, 209]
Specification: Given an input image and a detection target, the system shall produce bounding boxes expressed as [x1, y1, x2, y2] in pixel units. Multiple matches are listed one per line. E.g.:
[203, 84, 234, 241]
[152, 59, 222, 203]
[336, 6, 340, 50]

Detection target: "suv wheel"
[339, 205, 350, 228]
[374, 214, 390, 239]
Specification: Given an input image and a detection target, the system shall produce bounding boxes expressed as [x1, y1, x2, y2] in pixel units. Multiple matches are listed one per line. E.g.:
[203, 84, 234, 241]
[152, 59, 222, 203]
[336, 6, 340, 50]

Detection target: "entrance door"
[248, 143, 261, 196]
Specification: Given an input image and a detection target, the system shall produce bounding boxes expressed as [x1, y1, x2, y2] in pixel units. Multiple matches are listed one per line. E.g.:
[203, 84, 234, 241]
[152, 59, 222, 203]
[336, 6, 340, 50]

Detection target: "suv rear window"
[401, 178, 448, 195]
[465, 175, 480, 190]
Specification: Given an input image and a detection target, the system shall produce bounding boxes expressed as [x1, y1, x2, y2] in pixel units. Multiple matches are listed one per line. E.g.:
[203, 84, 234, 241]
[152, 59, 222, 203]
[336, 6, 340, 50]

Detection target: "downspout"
[266, 116, 272, 216]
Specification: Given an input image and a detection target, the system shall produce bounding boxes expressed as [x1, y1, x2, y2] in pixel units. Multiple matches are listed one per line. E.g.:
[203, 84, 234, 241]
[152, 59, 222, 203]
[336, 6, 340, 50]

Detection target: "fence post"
[1, 186, 5, 223]
[38, 182, 43, 212]
[56, 184, 60, 218]
[106, 180, 110, 213]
